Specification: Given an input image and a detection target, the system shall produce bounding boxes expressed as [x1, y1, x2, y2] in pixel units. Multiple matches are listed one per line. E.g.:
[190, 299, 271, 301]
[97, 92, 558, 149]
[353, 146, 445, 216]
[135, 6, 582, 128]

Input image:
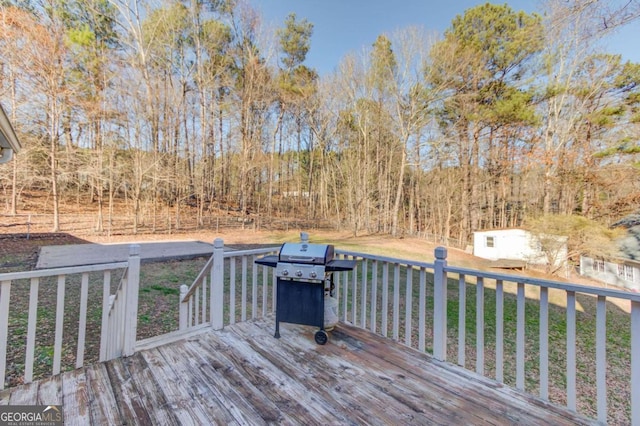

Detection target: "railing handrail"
[338, 247, 640, 302]
[445, 264, 640, 302]
[107, 266, 129, 315]
[182, 256, 214, 302]
[336, 249, 435, 269]
[223, 246, 280, 258]
[0, 261, 128, 281]
[181, 246, 279, 302]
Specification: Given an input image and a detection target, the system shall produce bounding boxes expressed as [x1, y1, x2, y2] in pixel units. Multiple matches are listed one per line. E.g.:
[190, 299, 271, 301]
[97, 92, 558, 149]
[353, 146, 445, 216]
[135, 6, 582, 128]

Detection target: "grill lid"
[278, 242, 335, 265]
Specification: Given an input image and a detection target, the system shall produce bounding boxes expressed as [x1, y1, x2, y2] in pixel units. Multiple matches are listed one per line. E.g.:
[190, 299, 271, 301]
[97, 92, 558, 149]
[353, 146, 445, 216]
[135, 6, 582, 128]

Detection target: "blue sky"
[250, 0, 640, 76]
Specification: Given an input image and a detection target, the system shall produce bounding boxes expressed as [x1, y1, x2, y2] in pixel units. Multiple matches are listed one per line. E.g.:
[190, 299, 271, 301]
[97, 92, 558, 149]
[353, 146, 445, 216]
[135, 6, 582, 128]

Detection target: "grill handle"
[285, 256, 317, 262]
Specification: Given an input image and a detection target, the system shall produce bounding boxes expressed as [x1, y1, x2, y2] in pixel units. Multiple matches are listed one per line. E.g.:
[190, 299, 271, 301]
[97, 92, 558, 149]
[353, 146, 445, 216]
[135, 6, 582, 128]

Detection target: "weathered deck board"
[0, 389, 9, 405]
[84, 364, 121, 426]
[138, 347, 214, 424]
[119, 352, 177, 425]
[2, 317, 597, 425]
[6, 378, 38, 405]
[328, 322, 574, 425]
[176, 339, 273, 425]
[182, 338, 288, 425]
[36, 375, 62, 405]
[235, 320, 443, 425]
[200, 329, 342, 425]
[61, 368, 90, 424]
[103, 355, 152, 424]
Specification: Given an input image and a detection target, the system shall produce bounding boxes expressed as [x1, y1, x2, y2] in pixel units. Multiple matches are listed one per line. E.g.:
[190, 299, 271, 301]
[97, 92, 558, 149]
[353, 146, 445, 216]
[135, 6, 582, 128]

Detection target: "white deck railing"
[103, 245, 141, 360]
[182, 239, 640, 425]
[336, 247, 640, 425]
[0, 245, 139, 390]
[179, 239, 278, 331]
[3, 236, 636, 423]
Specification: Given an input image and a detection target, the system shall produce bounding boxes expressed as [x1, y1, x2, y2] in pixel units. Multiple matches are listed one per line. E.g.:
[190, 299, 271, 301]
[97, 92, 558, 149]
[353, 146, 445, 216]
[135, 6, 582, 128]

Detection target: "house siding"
[580, 256, 640, 292]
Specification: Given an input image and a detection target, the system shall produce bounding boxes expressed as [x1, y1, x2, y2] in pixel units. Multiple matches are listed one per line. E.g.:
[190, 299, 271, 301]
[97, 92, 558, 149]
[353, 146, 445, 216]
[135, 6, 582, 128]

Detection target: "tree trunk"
[50, 104, 60, 232]
[10, 156, 17, 215]
[9, 72, 18, 216]
[269, 106, 285, 216]
[391, 143, 406, 237]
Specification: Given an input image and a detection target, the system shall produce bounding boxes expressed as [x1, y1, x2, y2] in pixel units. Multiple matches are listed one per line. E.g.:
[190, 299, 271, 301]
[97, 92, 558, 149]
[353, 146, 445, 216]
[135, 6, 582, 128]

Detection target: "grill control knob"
[309, 271, 317, 279]
[282, 269, 289, 276]
[295, 270, 303, 277]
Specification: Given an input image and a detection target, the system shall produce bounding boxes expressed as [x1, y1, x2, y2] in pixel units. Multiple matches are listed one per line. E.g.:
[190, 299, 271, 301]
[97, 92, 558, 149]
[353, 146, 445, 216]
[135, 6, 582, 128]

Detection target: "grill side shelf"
[326, 259, 356, 272]
[254, 255, 278, 268]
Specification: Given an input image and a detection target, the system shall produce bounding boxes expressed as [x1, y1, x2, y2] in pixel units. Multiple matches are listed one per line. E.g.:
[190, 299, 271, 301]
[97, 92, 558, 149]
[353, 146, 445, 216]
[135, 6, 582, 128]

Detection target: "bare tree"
[0, 5, 73, 231]
[537, 0, 640, 215]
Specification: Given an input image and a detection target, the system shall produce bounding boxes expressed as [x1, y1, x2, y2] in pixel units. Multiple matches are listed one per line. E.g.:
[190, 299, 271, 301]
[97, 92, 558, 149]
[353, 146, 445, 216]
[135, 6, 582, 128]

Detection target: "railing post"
[300, 232, 309, 243]
[179, 284, 189, 330]
[211, 238, 224, 330]
[0, 280, 11, 390]
[632, 300, 640, 426]
[433, 246, 448, 361]
[123, 244, 140, 357]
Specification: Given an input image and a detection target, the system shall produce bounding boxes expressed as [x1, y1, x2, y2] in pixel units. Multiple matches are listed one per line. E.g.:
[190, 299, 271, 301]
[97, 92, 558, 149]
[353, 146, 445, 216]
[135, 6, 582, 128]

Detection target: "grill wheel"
[314, 330, 329, 345]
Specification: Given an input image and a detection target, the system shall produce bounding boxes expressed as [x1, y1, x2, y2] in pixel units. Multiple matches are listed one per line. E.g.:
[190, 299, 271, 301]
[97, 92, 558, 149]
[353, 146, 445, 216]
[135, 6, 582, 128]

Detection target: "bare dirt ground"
[71, 227, 620, 287]
[0, 228, 458, 269]
[0, 227, 612, 288]
[5, 227, 625, 320]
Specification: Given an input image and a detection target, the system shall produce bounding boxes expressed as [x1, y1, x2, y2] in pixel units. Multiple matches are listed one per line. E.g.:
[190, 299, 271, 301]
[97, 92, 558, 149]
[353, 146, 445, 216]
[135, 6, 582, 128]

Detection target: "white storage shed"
[473, 228, 568, 268]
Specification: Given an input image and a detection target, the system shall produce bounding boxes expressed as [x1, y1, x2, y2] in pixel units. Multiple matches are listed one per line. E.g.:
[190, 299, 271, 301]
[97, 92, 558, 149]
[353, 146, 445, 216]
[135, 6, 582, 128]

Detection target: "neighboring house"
[582, 218, 640, 291]
[0, 103, 21, 164]
[473, 228, 568, 268]
[580, 256, 640, 292]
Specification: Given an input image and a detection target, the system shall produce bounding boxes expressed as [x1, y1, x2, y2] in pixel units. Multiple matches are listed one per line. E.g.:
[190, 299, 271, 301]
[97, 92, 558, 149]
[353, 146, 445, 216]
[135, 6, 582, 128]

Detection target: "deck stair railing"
[185, 238, 640, 425]
[179, 238, 279, 331]
[103, 245, 141, 360]
[0, 245, 139, 390]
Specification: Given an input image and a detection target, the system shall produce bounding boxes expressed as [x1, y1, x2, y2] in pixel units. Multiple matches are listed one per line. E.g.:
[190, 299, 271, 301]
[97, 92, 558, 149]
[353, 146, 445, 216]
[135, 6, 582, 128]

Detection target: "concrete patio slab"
[36, 240, 214, 269]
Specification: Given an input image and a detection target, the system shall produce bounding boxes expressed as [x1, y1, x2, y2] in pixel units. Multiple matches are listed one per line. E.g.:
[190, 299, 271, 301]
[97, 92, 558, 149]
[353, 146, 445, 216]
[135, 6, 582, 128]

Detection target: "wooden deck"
[1, 317, 595, 425]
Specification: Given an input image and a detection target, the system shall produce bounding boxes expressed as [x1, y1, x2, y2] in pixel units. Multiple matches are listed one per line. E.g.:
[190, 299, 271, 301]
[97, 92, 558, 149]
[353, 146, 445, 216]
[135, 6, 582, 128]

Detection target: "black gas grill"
[255, 235, 355, 344]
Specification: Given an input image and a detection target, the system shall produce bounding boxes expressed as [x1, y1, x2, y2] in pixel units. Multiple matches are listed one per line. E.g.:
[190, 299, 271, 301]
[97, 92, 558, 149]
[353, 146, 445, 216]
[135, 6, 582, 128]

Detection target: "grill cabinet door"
[275, 278, 324, 329]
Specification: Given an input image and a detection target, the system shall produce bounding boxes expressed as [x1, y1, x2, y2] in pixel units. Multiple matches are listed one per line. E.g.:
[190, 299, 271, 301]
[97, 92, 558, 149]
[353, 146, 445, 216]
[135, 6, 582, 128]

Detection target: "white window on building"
[592, 260, 605, 273]
[485, 236, 495, 248]
[617, 264, 634, 281]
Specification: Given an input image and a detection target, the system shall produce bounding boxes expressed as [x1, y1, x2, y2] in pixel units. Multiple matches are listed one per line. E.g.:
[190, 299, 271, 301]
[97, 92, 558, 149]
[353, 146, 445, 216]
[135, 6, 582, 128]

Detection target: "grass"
[136, 258, 208, 339]
[142, 284, 182, 296]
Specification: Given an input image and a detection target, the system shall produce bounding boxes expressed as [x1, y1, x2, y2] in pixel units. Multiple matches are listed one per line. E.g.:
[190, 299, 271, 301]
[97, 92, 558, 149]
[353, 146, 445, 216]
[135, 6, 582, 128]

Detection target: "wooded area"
[0, 0, 639, 246]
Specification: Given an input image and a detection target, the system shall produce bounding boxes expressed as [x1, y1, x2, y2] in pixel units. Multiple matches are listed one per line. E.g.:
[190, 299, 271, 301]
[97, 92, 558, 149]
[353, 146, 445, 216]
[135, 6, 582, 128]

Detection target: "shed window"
[485, 236, 495, 248]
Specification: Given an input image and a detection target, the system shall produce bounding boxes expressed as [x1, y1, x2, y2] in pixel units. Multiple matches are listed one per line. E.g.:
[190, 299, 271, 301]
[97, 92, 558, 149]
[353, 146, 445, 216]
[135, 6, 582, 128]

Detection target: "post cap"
[129, 244, 140, 256]
[214, 238, 224, 249]
[435, 246, 447, 260]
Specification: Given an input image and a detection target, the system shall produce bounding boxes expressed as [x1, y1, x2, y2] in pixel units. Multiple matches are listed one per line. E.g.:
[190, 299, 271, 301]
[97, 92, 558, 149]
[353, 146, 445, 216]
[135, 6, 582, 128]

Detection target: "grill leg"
[275, 319, 280, 338]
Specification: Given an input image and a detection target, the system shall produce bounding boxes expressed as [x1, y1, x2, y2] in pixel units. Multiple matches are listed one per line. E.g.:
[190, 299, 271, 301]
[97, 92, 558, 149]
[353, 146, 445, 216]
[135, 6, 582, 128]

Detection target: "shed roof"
[0, 103, 21, 164]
